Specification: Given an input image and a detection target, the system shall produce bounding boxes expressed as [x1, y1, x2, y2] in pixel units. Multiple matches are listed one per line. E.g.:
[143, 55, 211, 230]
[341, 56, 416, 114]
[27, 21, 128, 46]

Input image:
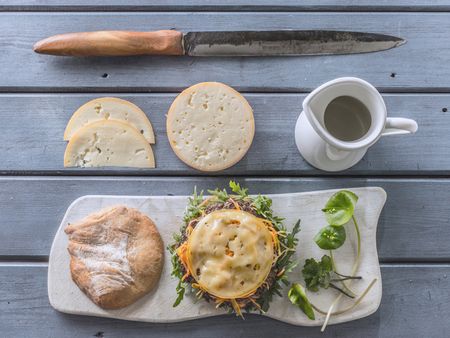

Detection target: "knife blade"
[33, 30, 405, 57]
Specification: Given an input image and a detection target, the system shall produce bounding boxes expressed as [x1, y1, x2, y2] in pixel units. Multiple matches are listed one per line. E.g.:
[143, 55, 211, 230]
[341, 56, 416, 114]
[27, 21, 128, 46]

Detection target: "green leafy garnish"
[168, 241, 187, 307]
[291, 189, 365, 325]
[314, 225, 346, 250]
[182, 187, 204, 224]
[169, 187, 206, 306]
[207, 181, 251, 203]
[288, 283, 315, 320]
[169, 181, 301, 314]
[229, 181, 249, 199]
[302, 255, 360, 298]
[302, 255, 332, 292]
[260, 219, 301, 312]
[252, 195, 284, 228]
[207, 187, 229, 202]
[321, 190, 358, 226]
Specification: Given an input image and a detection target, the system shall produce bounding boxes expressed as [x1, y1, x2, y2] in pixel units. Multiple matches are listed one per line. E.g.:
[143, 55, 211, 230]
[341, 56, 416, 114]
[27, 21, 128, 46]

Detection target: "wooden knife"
[33, 30, 405, 57]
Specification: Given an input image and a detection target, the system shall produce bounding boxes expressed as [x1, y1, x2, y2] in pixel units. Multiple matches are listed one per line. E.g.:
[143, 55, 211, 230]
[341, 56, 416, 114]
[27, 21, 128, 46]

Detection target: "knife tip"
[33, 39, 45, 54]
[398, 39, 407, 46]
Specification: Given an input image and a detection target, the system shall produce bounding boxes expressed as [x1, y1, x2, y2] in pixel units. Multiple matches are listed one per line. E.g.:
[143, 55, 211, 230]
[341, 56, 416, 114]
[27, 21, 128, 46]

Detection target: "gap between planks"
[1, 7, 450, 13]
[2, 176, 450, 181]
[2, 172, 450, 178]
[1, 261, 450, 267]
[4, 87, 450, 94]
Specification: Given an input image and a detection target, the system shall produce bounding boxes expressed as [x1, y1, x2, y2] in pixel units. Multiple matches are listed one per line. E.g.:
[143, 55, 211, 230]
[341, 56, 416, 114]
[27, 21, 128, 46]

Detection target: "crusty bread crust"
[65, 205, 164, 309]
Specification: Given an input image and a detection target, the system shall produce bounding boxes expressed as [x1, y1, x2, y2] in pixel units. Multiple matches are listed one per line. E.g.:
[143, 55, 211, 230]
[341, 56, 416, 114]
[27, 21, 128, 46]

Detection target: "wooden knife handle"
[33, 30, 184, 56]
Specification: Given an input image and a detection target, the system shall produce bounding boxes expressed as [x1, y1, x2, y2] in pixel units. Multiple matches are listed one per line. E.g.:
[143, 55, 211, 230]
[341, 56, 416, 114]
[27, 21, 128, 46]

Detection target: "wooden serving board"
[48, 187, 385, 326]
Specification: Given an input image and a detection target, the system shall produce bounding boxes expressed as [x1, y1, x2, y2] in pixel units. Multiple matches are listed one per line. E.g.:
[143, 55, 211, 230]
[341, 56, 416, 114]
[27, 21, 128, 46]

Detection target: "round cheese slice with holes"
[186, 209, 274, 299]
[64, 120, 155, 168]
[166, 82, 255, 172]
[64, 97, 155, 143]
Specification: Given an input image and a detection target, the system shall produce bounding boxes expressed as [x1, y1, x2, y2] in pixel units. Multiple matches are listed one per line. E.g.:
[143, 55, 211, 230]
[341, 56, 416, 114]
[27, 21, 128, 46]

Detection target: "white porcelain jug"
[295, 77, 418, 171]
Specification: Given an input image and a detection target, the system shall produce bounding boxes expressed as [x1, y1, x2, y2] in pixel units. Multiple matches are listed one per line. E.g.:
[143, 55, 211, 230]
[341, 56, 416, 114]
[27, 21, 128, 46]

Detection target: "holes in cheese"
[166, 82, 255, 172]
[64, 120, 155, 168]
[64, 97, 155, 144]
[186, 210, 274, 299]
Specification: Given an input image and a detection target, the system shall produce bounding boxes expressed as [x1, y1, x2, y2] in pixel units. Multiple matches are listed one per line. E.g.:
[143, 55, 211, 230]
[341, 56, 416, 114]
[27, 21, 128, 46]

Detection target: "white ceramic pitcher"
[295, 77, 418, 171]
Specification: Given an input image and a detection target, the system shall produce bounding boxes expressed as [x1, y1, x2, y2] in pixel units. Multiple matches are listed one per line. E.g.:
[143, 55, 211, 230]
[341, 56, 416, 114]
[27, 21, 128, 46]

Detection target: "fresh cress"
[288, 190, 377, 332]
[313, 226, 346, 250]
[322, 190, 358, 226]
[302, 255, 361, 299]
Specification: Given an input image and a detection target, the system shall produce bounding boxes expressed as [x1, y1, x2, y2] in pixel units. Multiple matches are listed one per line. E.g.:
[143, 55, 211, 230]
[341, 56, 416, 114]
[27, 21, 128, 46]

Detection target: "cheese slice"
[64, 120, 155, 168]
[64, 97, 155, 144]
[166, 82, 255, 172]
[186, 209, 274, 299]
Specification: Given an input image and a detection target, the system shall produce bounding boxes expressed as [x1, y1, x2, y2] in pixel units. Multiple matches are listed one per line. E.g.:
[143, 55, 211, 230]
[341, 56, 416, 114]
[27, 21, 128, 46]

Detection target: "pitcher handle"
[382, 117, 418, 136]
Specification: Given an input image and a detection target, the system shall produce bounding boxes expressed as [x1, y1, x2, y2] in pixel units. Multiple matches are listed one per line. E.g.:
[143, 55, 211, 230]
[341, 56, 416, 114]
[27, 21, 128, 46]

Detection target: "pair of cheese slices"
[64, 83, 254, 170]
[64, 98, 156, 168]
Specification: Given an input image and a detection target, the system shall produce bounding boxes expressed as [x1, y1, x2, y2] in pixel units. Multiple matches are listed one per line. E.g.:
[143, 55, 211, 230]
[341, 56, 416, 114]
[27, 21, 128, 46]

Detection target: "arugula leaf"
[183, 187, 204, 224]
[173, 280, 186, 307]
[229, 181, 249, 199]
[207, 188, 229, 202]
[276, 219, 300, 272]
[168, 242, 187, 307]
[258, 218, 300, 312]
[288, 283, 315, 320]
[322, 190, 358, 226]
[314, 225, 346, 250]
[252, 195, 284, 228]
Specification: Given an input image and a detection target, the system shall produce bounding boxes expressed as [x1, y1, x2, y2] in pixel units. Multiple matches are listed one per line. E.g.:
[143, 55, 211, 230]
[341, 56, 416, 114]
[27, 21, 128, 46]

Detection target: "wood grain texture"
[1, 264, 449, 338]
[1, 12, 450, 92]
[0, 3, 447, 337]
[33, 30, 184, 56]
[0, 94, 445, 174]
[0, 177, 449, 260]
[1, 0, 450, 11]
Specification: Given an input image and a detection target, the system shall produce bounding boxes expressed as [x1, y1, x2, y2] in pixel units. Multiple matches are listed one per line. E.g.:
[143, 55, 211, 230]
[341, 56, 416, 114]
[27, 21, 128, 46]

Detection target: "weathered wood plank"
[1, 13, 450, 92]
[0, 177, 449, 260]
[0, 94, 446, 174]
[1, 264, 448, 338]
[2, 1, 450, 11]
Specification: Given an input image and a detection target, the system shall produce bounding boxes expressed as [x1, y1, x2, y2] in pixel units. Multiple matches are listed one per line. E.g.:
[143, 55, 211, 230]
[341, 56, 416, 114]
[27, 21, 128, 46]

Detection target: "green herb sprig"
[307, 190, 362, 299]
[302, 255, 361, 298]
[289, 189, 376, 331]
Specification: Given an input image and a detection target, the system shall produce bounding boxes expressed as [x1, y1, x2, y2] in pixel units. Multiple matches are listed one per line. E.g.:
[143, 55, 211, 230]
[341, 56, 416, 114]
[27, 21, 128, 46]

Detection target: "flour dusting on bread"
[65, 205, 164, 309]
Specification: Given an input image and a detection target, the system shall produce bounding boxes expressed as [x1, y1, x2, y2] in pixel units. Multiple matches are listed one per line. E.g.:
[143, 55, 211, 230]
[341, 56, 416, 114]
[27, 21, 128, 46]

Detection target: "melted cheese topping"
[186, 209, 274, 299]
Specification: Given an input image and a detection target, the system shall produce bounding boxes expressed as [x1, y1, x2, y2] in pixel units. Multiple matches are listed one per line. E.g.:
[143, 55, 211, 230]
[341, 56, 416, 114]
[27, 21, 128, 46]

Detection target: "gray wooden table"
[1, 1, 450, 337]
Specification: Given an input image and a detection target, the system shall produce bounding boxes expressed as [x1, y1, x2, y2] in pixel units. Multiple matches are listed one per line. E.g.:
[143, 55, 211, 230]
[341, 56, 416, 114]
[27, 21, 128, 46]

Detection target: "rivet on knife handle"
[33, 30, 184, 56]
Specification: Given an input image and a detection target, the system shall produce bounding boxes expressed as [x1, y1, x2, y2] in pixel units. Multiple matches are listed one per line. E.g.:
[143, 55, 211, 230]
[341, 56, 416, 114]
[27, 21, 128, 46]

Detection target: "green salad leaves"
[302, 255, 361, 299]
[169, 181, 301, 314]
[302, 255, 333, 292]
[289, 189, 375, 331]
